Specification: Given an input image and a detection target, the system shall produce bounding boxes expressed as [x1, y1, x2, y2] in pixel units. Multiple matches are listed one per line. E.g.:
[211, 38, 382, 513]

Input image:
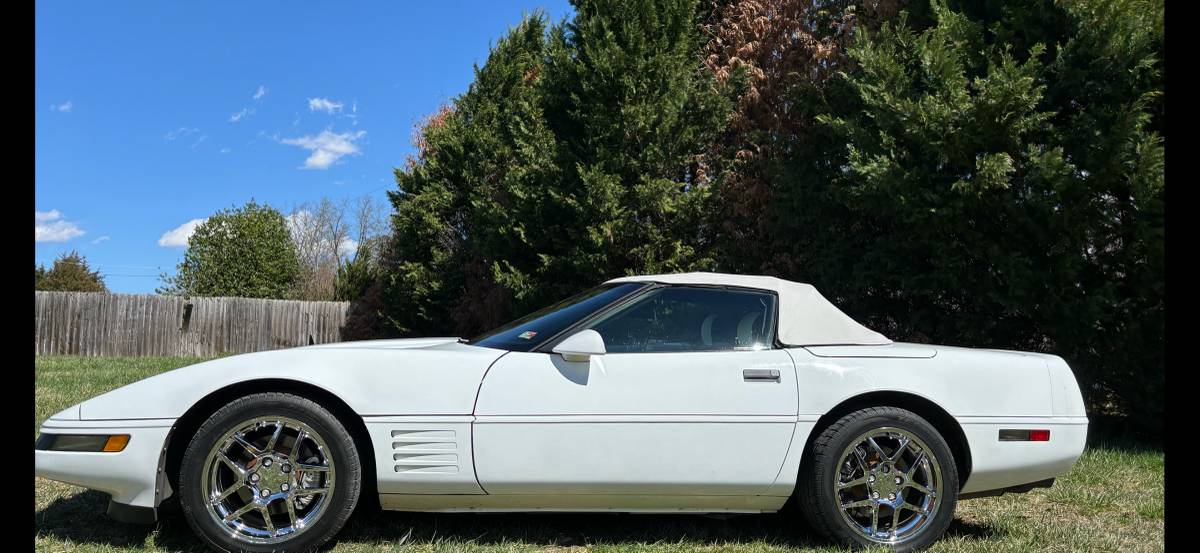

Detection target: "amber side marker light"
[999, 429, 1051, 442]
[35, 434, 131, 452]
[102, 434, 131, 452]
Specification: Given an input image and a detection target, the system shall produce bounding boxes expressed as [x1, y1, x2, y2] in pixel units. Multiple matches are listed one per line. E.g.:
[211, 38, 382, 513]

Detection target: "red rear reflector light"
[999, 429, 1051, 441]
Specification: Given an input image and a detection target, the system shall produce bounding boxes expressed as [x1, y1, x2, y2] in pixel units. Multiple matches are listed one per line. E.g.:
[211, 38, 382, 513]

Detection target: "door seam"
[470, 350, 510, 495]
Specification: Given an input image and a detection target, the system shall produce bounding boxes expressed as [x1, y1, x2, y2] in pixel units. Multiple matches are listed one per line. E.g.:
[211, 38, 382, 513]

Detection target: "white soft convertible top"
[605, 272, 891, 346]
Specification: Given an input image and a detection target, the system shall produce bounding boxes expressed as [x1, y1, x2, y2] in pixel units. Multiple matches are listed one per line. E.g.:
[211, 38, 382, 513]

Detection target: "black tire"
[179, 392, 361, 552]
[797, 407, 959, 552]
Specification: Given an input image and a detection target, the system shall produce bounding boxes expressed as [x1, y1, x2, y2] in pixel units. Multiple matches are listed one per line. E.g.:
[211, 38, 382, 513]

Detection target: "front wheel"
[179, 392, 361, 552]
[797, 407, 959, 551]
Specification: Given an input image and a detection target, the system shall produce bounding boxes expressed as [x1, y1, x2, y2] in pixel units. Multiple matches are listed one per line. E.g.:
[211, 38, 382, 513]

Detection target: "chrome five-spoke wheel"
[180, 393, 361, 552]
[835, 427, 942, 544]
[797, 407, 959, 552]
[202, 416, 335, 544]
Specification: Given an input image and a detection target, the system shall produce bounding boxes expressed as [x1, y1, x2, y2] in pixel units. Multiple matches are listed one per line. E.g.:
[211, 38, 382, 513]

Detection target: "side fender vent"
[390, 429, 459, 474]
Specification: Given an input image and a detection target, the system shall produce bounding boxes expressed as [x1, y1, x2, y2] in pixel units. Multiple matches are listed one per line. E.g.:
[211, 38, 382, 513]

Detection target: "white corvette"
[35, 272, 1088, 552]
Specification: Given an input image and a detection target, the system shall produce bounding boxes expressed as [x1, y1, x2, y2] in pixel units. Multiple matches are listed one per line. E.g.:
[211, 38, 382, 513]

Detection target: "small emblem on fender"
[517, 330, 538, 340]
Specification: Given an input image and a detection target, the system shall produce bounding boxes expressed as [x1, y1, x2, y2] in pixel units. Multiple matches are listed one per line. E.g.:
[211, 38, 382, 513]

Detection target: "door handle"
[743, 369, 781, 383]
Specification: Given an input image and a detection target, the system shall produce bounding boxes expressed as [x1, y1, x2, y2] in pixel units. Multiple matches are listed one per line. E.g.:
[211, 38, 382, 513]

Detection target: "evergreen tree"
[35, 251, 107, 292]
[380, 14, 558, 336]
[539, 0, 733, 286]
[376, 1, 734, 337]
[779, 0, 1163, 436]
[335, 240, 381, 302]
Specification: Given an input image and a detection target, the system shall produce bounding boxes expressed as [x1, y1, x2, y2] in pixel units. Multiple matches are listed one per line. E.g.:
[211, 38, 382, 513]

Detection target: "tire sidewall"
[178, 393, 361, 553]
[805, 408, 959, 552]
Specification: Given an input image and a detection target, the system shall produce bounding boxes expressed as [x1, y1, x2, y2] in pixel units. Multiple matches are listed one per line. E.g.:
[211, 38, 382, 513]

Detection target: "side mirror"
[552, 329, 606, 362]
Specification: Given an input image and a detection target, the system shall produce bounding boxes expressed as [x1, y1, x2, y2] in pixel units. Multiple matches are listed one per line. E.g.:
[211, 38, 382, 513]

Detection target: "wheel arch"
[162, 378, 378, 507]
[801, 391, 972, 488]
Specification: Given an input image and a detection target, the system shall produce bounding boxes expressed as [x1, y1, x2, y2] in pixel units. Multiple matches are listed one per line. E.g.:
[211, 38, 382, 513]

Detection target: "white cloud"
[35, 210, 85, 242]
[308, 97, 344, 114]
[164, 127, 200, 141]
[280, 129, 365, 170]
[228, 86, 267, 123]
[91, 235, 110, 244]
[189, 134, 208, 149]
[220, 147, 231, 154]
[228, 108, 254, 123]
[35, 210, 61, 223]
[157, 218, 207, 247]
[51, 101, 73, 113]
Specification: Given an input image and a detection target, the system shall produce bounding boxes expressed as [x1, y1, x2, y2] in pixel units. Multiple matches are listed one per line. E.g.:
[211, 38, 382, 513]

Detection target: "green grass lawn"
[34, 356, 1164, 552]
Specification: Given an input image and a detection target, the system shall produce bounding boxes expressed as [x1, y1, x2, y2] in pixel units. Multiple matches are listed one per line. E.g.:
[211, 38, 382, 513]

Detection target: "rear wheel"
[179, 392, 361, 552]
[797, 407, 959, 551]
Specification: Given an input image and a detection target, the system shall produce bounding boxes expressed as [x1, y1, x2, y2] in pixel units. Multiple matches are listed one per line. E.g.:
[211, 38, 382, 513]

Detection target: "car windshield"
[470, 283, 646, 352]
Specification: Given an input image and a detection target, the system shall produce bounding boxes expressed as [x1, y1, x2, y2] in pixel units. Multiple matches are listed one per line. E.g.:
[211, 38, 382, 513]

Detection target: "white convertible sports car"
[35, 272, 1088, 552]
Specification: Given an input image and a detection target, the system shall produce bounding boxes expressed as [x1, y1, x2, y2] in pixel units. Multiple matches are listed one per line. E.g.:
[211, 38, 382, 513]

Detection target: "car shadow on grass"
[35, 491, 206, 551]
[36, 492, 1006, 551]
[332, 508, 824, 550]
[329, 505, 1009, 550]
[945, 517, 1005, 540]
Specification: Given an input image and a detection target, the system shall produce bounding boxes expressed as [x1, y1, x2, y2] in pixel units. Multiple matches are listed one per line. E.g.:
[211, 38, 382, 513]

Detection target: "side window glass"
[585, 286, 776, 353]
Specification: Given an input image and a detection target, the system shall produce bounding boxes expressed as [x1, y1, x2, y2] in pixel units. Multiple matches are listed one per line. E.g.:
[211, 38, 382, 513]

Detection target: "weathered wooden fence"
[34, 292, 349, 357]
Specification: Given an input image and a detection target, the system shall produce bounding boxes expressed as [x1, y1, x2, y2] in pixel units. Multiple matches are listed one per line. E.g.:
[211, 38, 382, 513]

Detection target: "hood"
[301, 337, 463, 350]
[75, 339, 504, 420]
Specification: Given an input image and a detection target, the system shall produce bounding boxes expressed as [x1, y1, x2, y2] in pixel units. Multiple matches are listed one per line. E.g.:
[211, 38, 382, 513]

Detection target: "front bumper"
[35, 416, 175, 508]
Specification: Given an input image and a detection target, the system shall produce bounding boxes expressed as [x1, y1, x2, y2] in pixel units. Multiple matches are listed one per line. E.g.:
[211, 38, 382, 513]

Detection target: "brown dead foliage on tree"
[406, 104, 455, 171]
[703, 0, 903, 273]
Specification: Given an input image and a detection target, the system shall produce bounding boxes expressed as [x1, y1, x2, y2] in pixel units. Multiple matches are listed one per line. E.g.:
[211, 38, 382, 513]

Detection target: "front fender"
[78, 342, 505, 420]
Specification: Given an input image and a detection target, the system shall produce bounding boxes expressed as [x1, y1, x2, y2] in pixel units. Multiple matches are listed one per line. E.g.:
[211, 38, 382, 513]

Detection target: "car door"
[473, 285, 798, 497]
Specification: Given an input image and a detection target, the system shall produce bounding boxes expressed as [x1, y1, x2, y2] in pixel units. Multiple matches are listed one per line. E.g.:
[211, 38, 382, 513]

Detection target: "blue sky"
[36, 1, 573, 293]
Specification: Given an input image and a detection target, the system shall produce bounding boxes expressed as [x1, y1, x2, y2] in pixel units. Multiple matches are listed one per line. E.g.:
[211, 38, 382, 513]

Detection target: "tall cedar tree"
[538, 0, 732, 285]
[769, 0, 1163, 437]
[380, 15, 559, 336]
[375, 1, 733, 337]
